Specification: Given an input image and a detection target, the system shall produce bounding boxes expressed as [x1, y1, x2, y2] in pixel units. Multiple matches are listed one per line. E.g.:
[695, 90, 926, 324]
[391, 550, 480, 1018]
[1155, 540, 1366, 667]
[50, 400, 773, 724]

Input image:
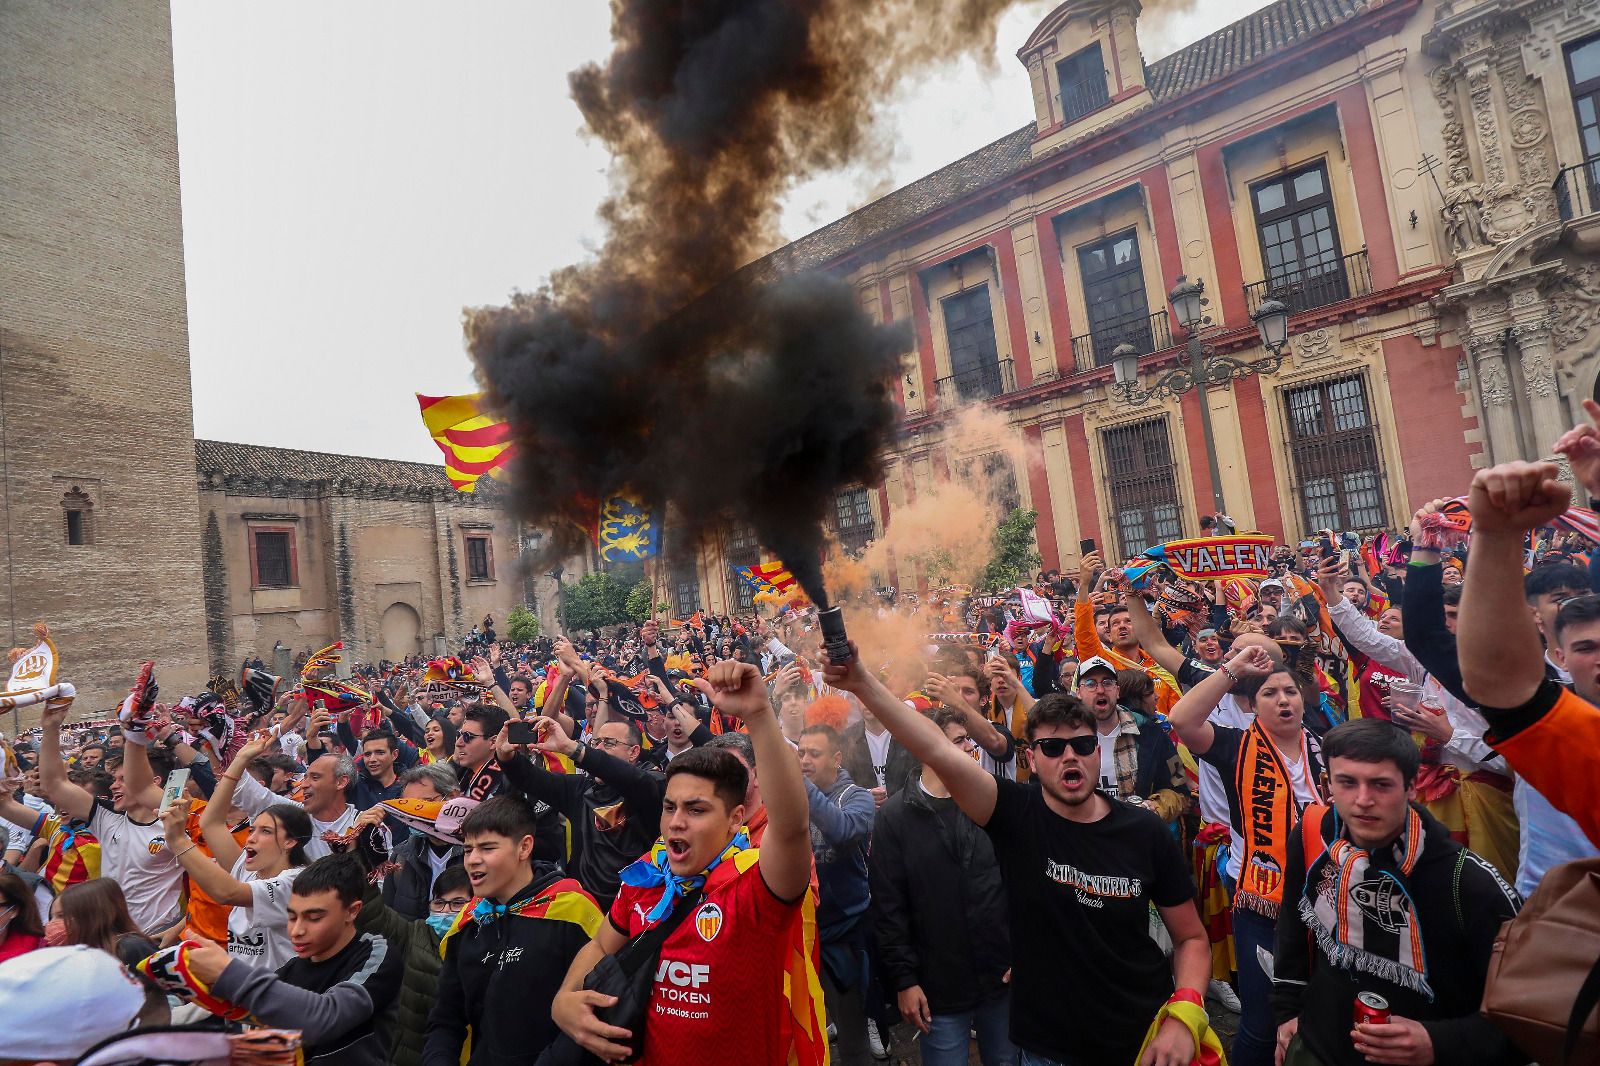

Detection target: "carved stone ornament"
[1293, 327, 1334, 361]
[1552, 263, 1600, 350]
[1478, 354, 1514, 406]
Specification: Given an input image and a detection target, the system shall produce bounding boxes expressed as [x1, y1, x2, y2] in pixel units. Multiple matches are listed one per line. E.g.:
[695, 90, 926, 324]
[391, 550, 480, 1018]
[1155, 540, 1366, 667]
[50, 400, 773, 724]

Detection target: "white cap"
[1075, 655, 1118, 681]
[0, 945, 144, 1058]
[1260, 577, 1285, 591]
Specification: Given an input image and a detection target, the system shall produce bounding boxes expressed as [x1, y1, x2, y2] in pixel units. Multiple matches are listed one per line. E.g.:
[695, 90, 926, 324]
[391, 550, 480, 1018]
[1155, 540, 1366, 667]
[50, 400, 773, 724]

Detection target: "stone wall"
[0, 0, 209, 718]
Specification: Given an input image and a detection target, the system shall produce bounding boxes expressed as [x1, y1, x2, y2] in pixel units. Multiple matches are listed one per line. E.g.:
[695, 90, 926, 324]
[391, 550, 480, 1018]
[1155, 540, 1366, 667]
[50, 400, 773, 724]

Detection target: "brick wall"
[1382, 335, 1482, 511]
[0, 0, 208, 718]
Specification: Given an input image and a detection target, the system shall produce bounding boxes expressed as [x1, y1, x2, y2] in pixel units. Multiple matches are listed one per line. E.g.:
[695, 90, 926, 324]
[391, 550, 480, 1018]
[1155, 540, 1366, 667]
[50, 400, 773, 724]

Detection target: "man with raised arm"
[825, 645, 1210, 1066]
[550, 658, 813, 1065]
[1458, 455, 1600, 846]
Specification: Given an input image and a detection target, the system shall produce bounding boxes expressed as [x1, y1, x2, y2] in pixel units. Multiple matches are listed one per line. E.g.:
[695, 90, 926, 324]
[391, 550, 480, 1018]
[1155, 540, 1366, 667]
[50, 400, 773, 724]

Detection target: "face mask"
[425, 912, 456, 936]
[44, 917, 67, 946]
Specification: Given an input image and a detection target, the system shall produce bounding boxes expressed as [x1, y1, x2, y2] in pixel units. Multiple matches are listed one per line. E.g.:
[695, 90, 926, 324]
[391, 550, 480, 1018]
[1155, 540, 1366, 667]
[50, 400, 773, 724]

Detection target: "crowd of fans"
[4, 423, 1600, 1064]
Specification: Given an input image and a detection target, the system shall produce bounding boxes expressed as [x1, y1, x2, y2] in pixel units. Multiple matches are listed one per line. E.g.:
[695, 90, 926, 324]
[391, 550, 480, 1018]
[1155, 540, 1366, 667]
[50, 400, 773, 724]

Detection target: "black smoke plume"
[469, 0, 1021, 606]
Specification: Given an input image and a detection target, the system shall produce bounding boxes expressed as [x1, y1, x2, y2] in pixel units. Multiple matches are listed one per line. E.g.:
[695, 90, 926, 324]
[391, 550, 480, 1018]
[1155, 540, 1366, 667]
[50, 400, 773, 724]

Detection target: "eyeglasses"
[455, 731, 483, 743]
[591, 737, 631, 751]
[1030, 735, 1099, 759]
[1077, 677, 1116, 689]
[429, 897, 471, 914]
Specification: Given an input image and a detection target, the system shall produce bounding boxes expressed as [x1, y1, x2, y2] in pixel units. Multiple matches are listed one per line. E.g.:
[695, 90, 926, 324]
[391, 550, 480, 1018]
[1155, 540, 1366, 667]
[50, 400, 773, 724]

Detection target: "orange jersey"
[1489, 682, 1600, 847]
[180, 803, 249, 945]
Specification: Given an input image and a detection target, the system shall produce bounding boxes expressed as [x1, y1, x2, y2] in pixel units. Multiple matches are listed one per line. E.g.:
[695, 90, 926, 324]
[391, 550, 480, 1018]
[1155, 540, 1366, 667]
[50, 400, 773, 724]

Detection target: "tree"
[624, 580, 654, 623]
[982, 507, 1042, 593]
[505, 604, 541, 642]
[558, 571, 633, 632]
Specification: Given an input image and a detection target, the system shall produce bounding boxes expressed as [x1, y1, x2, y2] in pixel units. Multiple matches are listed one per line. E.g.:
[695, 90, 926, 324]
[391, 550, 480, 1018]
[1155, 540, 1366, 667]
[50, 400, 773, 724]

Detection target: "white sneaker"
[867, 1018, 890, 1060]
[1207, 978, 1242, 1013]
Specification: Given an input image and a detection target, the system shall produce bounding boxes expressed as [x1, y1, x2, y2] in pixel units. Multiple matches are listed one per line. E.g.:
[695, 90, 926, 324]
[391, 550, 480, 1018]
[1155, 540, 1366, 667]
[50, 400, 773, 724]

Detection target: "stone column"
[1466, 332, 1521, 463]
[1512, 314, 1565, 457]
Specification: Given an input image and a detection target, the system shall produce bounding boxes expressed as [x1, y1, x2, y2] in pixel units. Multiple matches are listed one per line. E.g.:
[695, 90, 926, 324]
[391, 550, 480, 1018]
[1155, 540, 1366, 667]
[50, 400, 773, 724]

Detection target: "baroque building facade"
[670, 0, 1600, 614]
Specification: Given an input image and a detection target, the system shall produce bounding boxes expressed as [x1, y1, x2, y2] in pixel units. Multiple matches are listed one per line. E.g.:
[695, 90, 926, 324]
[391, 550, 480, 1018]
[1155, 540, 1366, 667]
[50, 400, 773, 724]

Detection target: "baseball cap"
[1075, 656, 1118, 681]
[0, 945, 145, 1058]
[1260, 577, 1284, 591]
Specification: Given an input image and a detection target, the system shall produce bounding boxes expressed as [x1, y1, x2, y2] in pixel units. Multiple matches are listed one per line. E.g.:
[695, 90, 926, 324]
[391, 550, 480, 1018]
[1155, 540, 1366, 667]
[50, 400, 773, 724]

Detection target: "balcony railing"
[1244, 247, 1370, 317]
[936, 357, 1015, 407]
[1070, 309, 1173, 373]
[1059, 73, 1111, 123]
[1555, 161, 1600, 222]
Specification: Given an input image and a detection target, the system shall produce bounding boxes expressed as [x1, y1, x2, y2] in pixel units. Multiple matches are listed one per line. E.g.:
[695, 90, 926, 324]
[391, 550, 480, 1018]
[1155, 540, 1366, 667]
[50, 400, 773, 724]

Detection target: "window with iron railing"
[1564, 34, 1600, 220]
[1250, 162, 1349, 313]
[1103, 419, 1182, 558]
[953, 453, 1022, 516]
[1284, 374, 1389, 533]
[727, 522, 761, 608]
[252, 530, 295, 589]
[672, 559, 700, 619]
[833, 487, 876, 555]
[1056, 44, 1110, 123]
[941, 285, 1004, 402]
[1077, 229, 1154, 365]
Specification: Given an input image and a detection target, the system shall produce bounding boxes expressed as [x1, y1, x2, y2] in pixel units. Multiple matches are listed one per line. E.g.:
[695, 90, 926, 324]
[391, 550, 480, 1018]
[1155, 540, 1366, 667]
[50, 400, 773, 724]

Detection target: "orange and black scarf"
[1234, 722, 1324, 918]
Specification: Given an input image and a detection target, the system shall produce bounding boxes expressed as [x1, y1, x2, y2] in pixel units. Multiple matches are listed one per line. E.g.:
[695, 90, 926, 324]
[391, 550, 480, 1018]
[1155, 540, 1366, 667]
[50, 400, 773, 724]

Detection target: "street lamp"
[1109, 278, 1293, 513]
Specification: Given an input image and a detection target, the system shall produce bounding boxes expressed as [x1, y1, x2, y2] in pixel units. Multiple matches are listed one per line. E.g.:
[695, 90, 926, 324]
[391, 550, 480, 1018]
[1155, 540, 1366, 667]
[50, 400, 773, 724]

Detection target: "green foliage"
[558, 571, 634, 632]
[505, 604, 541, 642]
[982, 508, 1042, 594]
[624, 580, 655, 623]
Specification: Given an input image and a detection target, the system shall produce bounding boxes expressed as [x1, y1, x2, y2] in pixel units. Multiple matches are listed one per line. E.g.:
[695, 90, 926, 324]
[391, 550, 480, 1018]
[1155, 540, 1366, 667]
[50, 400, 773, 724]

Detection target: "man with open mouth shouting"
[825, 644, 1210, 1066]
[551, 658, 813, 1065]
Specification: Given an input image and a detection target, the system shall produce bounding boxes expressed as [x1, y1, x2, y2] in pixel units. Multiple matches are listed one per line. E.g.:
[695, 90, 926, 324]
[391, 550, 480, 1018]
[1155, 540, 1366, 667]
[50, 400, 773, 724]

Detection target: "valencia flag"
[417, 393, 515, 492]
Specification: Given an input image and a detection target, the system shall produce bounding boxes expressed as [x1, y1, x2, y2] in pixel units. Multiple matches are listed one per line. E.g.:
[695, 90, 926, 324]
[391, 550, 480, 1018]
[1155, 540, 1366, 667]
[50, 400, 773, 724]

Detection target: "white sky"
[172, 1, 1260, 464]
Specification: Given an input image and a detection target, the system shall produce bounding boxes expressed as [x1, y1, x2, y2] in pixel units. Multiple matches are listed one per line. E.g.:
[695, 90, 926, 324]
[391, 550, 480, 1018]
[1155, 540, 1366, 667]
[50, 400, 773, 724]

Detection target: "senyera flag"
[417, 393, 515, 492]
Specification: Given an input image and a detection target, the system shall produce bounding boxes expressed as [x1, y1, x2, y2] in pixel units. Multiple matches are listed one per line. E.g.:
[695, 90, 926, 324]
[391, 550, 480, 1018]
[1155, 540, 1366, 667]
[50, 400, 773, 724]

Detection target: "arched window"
[62, 487, 93, 546]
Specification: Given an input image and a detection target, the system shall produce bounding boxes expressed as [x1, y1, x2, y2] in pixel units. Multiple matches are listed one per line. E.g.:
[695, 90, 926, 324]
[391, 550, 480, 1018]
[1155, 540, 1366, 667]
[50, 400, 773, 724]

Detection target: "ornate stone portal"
[1425, 0, 1600, 469]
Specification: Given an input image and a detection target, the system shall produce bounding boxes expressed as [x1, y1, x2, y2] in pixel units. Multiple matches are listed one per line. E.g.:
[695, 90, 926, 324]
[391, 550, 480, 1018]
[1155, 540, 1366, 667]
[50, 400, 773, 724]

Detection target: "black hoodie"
[421, 864, 598, 1066]
[1271, 804, 1525, 1066]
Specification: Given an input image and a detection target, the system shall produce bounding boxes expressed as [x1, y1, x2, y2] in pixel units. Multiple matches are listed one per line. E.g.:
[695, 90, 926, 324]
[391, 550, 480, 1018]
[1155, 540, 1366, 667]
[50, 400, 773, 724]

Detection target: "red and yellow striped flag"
[416, 393, 515, 492]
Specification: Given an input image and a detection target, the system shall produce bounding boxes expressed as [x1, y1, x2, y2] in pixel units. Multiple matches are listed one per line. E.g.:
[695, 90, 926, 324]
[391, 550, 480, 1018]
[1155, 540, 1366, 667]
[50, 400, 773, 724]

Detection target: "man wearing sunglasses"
[826, 647, 1209, 1066]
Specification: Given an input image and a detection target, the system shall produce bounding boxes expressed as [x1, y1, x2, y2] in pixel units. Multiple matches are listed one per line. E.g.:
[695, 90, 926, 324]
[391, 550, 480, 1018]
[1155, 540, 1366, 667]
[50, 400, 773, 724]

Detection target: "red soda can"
[1354, 992, 1391, 1027]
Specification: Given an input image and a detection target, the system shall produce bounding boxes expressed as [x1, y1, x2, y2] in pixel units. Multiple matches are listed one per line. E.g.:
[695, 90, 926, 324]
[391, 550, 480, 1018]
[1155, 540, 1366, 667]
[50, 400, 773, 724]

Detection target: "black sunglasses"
[1030, 735, 1098, 759]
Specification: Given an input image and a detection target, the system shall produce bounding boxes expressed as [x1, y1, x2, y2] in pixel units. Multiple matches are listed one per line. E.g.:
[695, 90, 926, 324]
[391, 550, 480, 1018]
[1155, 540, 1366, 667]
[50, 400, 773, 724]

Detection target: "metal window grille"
[672, 559, 700, 618]
[727, 523, 761, 608]
[255, 531, 293, 588]
[1103, 419, 1182, 558]
[1283, 374, 1389, 532]
[833, 487, 876, 554]
[953, 454, 1021, 516]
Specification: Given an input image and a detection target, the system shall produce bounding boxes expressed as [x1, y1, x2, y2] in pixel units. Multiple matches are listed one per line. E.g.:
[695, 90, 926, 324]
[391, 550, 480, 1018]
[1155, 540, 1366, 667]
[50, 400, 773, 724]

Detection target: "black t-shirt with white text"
[983, 779, 1194, 1064]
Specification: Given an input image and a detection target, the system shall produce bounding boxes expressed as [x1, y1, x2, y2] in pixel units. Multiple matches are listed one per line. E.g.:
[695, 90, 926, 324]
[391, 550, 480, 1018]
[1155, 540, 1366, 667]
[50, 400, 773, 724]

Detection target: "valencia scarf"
[1234, 723, 1322, 919]
[1298, 804, 1432, 997]
[618, 830, 751, 922]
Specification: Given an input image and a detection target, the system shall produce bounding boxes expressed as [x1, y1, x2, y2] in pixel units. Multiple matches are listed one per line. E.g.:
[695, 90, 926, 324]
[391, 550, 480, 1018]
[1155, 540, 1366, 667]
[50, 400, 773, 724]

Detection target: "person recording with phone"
[491, 704, 663, 910]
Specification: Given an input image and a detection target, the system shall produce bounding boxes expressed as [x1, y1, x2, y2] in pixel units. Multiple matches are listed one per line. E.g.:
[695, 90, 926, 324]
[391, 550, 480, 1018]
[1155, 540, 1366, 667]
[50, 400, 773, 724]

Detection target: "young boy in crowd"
[422, 794, 603, 1066]
[181, 853, 404, 1066]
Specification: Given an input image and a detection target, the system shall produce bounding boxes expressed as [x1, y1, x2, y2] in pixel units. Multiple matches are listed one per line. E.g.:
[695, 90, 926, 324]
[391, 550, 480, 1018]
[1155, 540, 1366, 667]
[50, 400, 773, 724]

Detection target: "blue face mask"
[425, 912, 456, 936]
